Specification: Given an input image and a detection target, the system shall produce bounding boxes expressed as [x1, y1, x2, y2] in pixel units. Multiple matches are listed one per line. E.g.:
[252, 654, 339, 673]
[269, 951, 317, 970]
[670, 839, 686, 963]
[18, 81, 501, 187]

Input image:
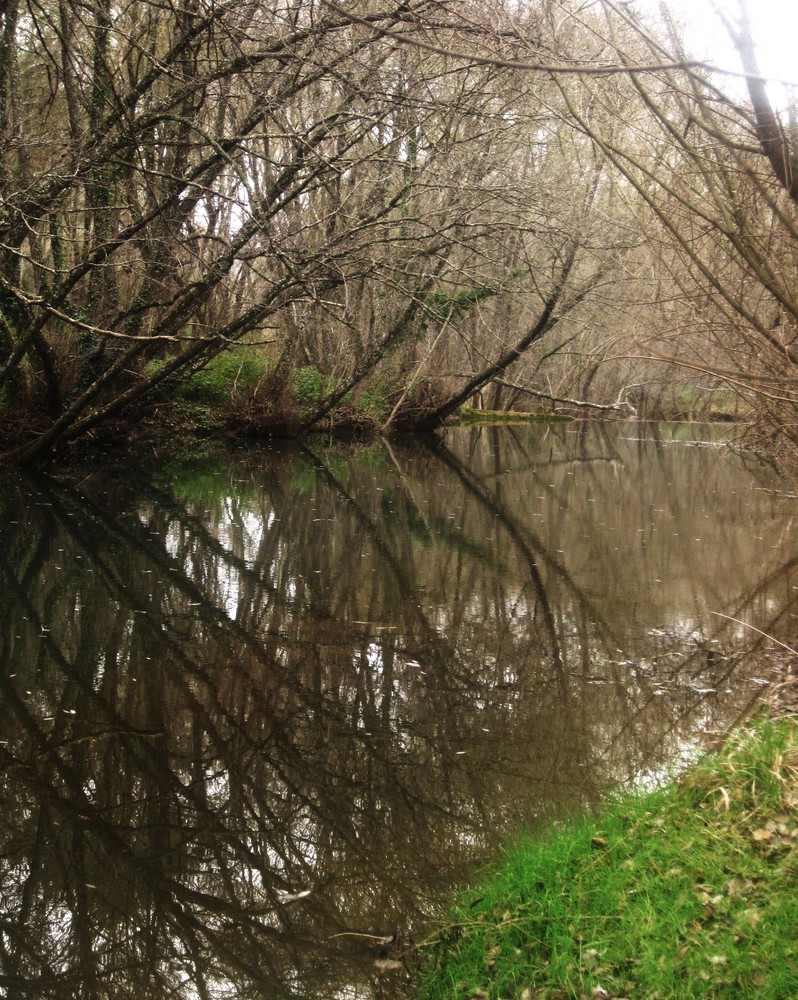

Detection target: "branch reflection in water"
[0, 422, 794, 999]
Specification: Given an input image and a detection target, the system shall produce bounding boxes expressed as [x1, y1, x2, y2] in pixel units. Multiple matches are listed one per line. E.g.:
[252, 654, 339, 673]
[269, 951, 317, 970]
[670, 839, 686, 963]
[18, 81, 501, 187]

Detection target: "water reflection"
[0, 423, 795, 998]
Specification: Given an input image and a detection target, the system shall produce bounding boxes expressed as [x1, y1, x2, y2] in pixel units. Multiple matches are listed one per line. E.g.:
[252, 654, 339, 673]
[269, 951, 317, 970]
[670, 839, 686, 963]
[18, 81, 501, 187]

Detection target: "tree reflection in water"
[0, 423, 794, 998]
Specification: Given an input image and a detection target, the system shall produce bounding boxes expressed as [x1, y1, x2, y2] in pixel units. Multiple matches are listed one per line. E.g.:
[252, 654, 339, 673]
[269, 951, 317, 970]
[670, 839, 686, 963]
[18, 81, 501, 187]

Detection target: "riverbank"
[414, 714, 798, 999]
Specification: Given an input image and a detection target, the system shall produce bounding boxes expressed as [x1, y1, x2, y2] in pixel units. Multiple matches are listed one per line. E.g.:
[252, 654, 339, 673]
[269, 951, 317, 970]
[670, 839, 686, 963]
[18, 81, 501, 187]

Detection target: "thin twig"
[710, 612, 798, 656]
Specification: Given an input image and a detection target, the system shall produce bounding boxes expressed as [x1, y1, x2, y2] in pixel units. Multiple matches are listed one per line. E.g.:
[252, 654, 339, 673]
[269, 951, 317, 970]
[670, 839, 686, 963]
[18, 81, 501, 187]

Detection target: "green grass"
[416, 719, 798, 999]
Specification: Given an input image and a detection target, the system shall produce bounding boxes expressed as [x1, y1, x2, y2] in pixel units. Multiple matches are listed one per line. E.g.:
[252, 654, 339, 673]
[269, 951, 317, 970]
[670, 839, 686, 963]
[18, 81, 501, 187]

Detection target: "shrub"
[179, 351, 268, 404]
[292, 366, 325, 410]
[356, 384, 388, 422]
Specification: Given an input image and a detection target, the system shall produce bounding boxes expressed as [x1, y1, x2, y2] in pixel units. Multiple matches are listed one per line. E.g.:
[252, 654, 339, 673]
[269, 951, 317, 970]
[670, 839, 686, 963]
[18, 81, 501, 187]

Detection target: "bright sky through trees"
[666, 0, 798, 86]
[744, 0, 798, 85]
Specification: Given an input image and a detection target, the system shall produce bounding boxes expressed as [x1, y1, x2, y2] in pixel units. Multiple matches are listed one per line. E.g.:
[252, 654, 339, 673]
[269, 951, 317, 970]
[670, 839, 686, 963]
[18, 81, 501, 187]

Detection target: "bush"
[179, 351, 268, 405]
[292, 366, 325, 410]
[356, 384, 388, 422]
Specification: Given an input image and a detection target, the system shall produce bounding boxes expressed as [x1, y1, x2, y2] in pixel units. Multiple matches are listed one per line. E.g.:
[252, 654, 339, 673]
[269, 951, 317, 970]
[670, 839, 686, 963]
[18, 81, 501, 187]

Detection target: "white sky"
[663, 0, 798, 87]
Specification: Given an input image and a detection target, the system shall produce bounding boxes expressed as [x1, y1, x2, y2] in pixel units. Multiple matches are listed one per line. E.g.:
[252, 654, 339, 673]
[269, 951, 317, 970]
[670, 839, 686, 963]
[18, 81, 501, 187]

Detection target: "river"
[0, 422, 795, 999]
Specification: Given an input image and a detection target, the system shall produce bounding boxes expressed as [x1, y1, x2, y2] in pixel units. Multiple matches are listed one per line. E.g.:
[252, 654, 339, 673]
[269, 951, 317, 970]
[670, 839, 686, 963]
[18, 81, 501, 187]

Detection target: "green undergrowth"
[179, 351, 269, 404]
[416, 719, 798, 999]
[142, 350, 269, 406]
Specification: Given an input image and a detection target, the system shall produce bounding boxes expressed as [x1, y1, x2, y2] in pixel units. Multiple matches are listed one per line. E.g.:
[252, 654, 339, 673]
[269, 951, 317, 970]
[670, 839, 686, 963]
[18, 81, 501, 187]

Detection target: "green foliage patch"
[142, 350, 269, 408]
[293, 366, 326, 411]
[356, 383, 389, 422]
[417, 720, 798, 999]
[180, 351, 268, 404]
[426, 284, 498, 322]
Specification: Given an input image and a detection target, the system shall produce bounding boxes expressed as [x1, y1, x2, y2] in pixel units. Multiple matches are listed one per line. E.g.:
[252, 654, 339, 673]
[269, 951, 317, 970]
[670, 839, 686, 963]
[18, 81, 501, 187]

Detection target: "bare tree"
[0, 0, 494, 459]
[6, 0, 795, 462]
[0, 0, 641, 461]
[541, 0, 798, 449]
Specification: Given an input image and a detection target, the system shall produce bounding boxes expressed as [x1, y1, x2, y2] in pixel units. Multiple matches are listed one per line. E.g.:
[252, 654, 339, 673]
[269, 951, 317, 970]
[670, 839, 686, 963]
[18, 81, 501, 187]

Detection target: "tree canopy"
[0, 0, 796, 464]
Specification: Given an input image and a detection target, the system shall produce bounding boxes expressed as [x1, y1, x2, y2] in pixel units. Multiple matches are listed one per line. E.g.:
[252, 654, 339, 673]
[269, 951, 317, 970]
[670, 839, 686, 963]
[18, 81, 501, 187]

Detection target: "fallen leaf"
[739, 907, 761, 930]
[583, 948, 601, 970]
[374, 959, 403, 973]
[725, 877, 753, 896]
[752, 828, 773, 842]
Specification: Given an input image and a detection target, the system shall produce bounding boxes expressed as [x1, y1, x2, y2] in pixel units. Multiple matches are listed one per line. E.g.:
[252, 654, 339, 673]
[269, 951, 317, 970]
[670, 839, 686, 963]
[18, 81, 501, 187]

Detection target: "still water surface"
[0, 423, 796, 999]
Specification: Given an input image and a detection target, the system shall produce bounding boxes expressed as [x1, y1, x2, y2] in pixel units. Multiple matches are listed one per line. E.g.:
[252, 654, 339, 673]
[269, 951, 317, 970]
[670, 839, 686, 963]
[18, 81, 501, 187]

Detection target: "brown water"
[0, 422, 795, 999]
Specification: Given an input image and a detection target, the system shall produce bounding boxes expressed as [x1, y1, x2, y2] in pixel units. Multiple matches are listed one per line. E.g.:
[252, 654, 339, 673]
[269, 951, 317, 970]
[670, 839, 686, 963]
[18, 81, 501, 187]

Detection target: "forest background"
[1, 0, 796, 465]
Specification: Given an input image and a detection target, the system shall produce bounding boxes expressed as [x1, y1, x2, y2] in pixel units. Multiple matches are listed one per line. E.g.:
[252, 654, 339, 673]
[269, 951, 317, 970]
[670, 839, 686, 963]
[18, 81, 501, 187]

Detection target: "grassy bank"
[416, 719, 798, 999]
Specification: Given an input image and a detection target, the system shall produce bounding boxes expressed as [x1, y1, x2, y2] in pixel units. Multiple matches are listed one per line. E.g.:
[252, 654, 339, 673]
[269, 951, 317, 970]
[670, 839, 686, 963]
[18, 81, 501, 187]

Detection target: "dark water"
[1, 423, 796, 999]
